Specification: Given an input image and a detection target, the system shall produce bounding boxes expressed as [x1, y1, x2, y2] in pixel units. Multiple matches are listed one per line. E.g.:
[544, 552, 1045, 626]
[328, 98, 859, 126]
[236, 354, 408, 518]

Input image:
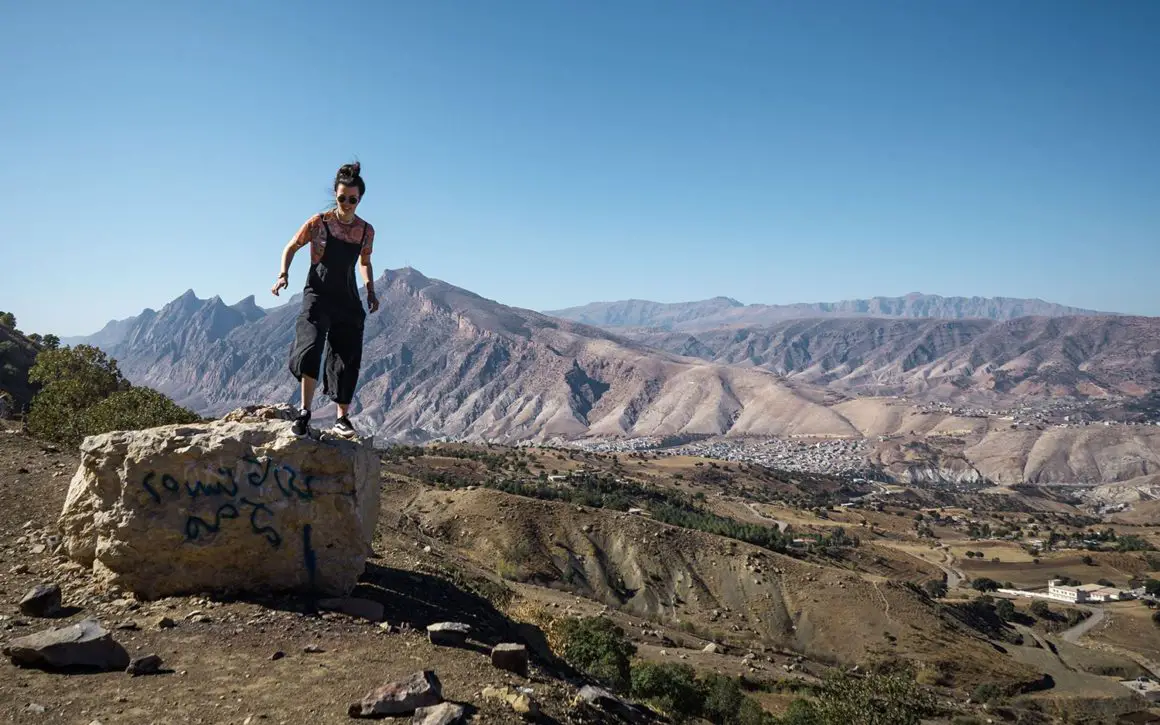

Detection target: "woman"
[271, 162, 380, 438]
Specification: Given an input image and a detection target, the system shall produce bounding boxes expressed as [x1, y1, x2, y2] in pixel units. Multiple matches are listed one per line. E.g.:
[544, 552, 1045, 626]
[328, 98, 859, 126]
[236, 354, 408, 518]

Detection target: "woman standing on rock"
[271, 162, 380, 439]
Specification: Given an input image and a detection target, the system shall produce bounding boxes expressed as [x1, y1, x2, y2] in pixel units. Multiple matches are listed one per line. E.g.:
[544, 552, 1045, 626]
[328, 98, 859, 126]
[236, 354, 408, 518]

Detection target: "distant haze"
[545, 293, 1116, 332]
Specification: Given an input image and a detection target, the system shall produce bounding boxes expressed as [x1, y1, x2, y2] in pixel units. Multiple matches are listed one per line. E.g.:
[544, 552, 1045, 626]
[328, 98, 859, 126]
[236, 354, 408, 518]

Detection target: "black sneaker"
[331, 416, 357, 439]
[291, 408, 311, 437]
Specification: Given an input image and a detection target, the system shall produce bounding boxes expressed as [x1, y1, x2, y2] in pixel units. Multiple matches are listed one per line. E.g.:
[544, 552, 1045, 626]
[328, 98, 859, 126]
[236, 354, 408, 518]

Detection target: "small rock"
[427, 622, 470, 647]
[482, 685, 539, 719]
[317, 597, 385, 622]
[189, 614, 212, 624]
[27, 703, 46, 714]
[422, 545, 433, 554]
[412, 702, 466, 725]
[19, 584, 62, 618]
[126, 653, 163, 676]
[491, 643, 528, 676]
[350, 670, 443, 718]
[303, 644, 325, 653]
[270, 651, 285, 661]
[2, 618, 130, 671]
[115, 620, 141, 631]
[30, 544, 46, 555]
[703, 643, 720, 654]
[154, 616, 177, 629]
[10, 564, 29, 575]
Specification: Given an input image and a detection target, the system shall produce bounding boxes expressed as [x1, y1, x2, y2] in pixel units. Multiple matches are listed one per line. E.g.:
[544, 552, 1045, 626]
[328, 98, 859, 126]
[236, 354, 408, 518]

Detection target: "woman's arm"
[271, 215, 320, 297]
[271, 240, 299, 296]
[360, 224, 379, 312]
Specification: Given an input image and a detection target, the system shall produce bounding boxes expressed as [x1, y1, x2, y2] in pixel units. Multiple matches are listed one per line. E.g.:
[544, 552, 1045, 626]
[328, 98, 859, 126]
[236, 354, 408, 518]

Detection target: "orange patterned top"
[290, 210, 375, 266]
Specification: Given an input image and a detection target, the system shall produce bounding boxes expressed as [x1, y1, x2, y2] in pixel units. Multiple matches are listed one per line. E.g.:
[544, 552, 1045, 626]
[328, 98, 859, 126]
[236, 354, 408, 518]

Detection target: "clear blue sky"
[2, 0, 1158, 336]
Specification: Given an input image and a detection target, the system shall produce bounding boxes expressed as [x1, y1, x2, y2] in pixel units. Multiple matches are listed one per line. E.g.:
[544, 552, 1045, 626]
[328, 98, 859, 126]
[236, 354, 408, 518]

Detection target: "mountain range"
[65, 270, 1159, 445]
[545, 293, 1114, 332]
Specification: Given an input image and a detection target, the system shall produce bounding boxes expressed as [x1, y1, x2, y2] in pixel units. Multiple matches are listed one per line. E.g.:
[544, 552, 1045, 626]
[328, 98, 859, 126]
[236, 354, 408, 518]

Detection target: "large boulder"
[58, 406, 380, 599]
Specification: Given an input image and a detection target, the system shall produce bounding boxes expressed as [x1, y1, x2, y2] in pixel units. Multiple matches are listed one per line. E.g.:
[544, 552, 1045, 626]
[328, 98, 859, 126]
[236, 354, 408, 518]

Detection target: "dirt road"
[745, 502, 789, 532]
[1061, 605, 1107, 644]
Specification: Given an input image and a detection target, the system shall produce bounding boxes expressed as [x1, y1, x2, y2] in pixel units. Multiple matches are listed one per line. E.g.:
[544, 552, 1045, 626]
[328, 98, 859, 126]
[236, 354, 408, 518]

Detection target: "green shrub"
[557, 616, 636, 691]
[82, 387, 200, 434]
[787, 671, 938, 725]
[971, 683, 1001, 704]
[630, 662, 702, 722]
[700, 673, 747, 723]
[26, 345, 198, 446]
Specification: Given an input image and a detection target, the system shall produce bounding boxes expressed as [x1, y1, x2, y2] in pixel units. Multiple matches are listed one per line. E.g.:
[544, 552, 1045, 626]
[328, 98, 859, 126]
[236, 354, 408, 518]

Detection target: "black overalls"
[288, 219, 367, 406]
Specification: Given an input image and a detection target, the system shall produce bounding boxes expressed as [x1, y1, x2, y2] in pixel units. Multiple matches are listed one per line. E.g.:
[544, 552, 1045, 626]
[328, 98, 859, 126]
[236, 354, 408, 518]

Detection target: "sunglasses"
[337, 194, 359, 205]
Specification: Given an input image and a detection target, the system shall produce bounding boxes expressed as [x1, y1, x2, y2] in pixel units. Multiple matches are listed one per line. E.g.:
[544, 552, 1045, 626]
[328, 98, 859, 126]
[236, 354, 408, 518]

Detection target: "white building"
[1047, 579, 1129, 603]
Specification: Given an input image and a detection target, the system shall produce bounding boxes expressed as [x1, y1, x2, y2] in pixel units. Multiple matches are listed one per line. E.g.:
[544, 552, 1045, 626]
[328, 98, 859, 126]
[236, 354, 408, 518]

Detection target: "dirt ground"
[0, 428, 583, 724]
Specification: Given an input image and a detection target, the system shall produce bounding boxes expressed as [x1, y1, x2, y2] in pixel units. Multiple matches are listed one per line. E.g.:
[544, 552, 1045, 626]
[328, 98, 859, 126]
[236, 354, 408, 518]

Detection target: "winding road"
[1060, 604, 1107, 645]
[936, 548, 965, 590]
[745, 502, 789, 532]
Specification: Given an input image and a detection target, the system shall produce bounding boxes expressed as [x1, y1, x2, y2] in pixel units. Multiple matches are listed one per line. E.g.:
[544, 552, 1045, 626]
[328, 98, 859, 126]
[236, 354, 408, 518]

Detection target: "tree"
[995, 599, 1016, 621]
[25, 344, 197, 446]
[922, 579, 948, 599]
[41, 334, 60, 350]
[27, 345, 126, 445]
[1152, 610, 1160, 628]
[1029, 600, 1051, 618]
[557, 616, 637, 691]
[971, 578, 1000, 592]
[0, 311, 15, 329]
[1146, 579, 1160, 597]
[1082, 555, 1094, 566]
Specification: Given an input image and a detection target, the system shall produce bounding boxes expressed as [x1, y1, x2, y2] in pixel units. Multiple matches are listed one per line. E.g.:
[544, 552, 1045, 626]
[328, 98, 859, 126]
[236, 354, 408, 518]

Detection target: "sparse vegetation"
[781, 670, 939, 725]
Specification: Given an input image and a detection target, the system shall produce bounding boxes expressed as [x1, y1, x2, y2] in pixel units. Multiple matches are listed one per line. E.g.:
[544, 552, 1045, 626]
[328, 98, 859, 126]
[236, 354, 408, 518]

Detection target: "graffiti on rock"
[141, 456, 319, 549]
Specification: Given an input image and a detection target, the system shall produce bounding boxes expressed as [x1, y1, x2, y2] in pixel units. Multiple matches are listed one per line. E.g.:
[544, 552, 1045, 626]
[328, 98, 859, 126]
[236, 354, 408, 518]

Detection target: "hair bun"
[339, 162, 361, 178]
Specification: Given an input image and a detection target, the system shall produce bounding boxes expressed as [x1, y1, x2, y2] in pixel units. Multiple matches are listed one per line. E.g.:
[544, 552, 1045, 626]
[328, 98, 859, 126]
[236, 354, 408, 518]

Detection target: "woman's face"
[336, 184, 360, 215]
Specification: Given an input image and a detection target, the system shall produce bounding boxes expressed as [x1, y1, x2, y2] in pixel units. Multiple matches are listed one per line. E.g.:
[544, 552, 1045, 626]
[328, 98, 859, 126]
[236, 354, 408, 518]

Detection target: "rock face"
[57, 407, 380, 599]
[3, 619, 130, 671]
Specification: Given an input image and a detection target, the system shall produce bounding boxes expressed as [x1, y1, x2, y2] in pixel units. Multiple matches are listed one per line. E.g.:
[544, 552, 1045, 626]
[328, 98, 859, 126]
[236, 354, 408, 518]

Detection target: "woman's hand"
[271, 273, 288, 296]
[367, 291, 380, 313]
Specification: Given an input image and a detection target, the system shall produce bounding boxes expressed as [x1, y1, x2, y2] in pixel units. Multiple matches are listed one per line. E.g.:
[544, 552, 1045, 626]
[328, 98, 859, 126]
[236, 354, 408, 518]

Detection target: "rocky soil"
[0, 425, 642, 724]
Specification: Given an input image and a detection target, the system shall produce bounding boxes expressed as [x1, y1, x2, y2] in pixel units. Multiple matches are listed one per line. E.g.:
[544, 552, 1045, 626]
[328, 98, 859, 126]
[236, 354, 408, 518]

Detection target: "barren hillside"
[626, 315, 1160, 402]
